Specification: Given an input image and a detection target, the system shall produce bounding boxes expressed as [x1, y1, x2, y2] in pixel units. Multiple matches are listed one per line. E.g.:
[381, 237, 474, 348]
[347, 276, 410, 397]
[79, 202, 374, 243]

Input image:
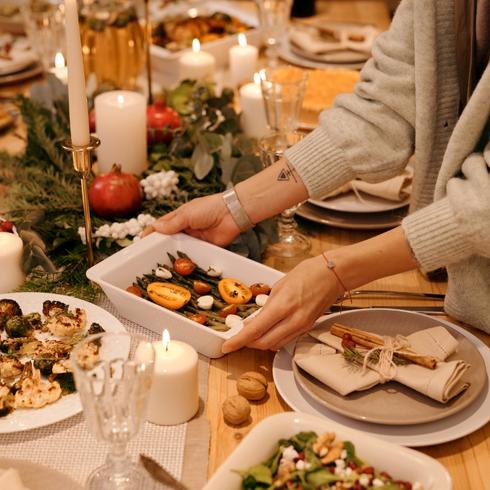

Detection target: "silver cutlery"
[328, 305, 446, 315]
[348, 290, 445, 300]
[140, 454, 191, 490]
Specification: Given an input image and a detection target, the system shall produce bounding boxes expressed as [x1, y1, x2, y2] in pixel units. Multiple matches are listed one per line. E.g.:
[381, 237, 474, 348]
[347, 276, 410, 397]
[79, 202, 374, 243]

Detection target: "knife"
[327, 305, 446, 315]
[350, 290, 445, 300]
[140, 454, 190, 490]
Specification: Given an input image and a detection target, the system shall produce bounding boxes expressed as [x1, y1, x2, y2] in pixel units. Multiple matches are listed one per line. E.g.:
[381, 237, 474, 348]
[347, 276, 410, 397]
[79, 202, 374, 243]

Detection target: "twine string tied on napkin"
[361, 334, 411, 382]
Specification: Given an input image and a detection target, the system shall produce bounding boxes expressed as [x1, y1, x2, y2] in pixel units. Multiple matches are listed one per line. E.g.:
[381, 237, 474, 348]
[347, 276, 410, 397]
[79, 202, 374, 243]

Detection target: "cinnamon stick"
[330, 323, 438, 369]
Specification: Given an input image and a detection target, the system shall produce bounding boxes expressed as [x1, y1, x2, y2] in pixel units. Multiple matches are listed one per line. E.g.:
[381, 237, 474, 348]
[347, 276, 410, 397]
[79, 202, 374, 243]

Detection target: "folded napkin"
[0, 468, 30, 490]
[294, 326, 470, 403]
[323, 167, 413, 203]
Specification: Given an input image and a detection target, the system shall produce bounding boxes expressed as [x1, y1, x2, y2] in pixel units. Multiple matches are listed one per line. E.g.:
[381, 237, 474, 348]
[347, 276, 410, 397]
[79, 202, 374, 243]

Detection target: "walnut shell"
[222, 395, 250, 425]
[236, 371, 267, 401]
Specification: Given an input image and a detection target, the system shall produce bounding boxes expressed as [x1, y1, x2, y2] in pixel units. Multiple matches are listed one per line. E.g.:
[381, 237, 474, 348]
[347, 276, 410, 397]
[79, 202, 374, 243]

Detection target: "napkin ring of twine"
[362, 335, 411, 383]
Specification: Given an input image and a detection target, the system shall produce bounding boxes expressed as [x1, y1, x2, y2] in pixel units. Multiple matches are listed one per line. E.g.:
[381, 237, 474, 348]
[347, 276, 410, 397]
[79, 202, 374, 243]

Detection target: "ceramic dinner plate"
[0, 292, 127, 434]
[0, 61, 43, 86]
[309, 191, 410, 213]
[204, 412, 452, 490]
[0, 459, 83, 490]
[273, 310, 490, 447]
[292, 310, 486, 425]
[296, 201, 407, 229]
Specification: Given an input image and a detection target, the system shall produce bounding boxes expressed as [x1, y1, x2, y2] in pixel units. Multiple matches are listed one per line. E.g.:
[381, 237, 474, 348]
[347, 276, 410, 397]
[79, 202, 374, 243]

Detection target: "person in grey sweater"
[150, 0, 490, 352]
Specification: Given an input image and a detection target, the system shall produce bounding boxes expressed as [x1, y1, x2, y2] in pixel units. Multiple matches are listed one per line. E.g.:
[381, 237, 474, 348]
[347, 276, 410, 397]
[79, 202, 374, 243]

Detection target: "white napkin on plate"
[294, 326, 470, 403]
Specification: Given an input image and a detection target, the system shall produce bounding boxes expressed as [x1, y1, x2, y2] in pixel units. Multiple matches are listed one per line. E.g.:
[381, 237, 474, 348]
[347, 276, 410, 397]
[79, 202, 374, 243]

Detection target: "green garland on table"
[0, 76, 274, 301]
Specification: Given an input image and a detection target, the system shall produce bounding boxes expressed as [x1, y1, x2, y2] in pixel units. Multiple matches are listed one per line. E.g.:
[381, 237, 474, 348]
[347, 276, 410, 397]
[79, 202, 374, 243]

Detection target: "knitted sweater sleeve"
[284, 0, 416, 198]
[402, 143, 490, 272]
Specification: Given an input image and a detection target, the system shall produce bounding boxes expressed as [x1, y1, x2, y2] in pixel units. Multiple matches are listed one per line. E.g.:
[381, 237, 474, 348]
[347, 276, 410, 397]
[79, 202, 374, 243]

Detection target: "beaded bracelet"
[321, 252, 352, 302]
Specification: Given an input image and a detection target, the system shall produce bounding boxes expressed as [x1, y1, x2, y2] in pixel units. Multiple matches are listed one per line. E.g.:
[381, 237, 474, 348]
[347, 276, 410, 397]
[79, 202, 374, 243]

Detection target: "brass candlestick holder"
[62, 136, 100, 267]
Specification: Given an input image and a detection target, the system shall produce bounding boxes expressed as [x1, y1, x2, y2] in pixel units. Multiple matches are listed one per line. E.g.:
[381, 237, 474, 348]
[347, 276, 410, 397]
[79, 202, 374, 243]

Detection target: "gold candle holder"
[62, 136, 100, 267]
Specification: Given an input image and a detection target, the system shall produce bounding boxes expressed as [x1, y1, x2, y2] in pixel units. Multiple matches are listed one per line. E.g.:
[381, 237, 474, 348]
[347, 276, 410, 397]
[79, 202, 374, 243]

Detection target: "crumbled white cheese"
[340, 449, 347, 459]
[282, 446, 299, 461]
[358, 474, 371, 487]
[412, 483, 423, 490]
[255, 294, 269, 307]
[335, 459, 346, 469]
[155, 267, 172, 279]
[372, 478, 384, 487]
[206, 266, 222, 277]
[197, 295, 214, 310]
[344, 467, 353, 477]
[295, 460, 307, 471]
[225, 314, 243, 329]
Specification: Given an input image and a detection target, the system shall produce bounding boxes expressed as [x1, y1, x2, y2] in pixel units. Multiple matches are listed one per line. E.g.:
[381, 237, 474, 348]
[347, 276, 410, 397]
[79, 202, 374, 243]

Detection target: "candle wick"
[165, 344, 169, 352]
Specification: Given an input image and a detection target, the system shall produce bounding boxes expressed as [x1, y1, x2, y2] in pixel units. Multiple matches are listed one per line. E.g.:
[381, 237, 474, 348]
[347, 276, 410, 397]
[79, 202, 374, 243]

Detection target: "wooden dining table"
[1, 1, 489, 489]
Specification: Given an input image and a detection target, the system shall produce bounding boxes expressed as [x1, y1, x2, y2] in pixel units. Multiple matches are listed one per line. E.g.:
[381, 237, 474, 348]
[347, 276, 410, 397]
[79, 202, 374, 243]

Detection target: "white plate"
[204, 412, 452, 490]
[297, 202, 407, 229]
[273, 310, 490, 447]
[0, 292, 127, 434]
[279, 41, 365, 71]
[87, 232, 284, 358]
[309, 191, 410, 213]
[0, 459, 83, 490]
[0, 49, 37, 76]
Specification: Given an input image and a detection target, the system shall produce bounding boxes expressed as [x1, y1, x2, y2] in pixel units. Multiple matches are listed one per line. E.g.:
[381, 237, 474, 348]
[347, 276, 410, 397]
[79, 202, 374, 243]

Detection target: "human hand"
[149, 193, 241, 247]
[221, 255, 344, 353]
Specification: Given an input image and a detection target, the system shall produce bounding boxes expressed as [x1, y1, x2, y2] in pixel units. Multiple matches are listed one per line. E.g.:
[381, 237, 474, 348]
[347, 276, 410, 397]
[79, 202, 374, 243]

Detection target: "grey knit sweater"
[285, 0, 490, 333]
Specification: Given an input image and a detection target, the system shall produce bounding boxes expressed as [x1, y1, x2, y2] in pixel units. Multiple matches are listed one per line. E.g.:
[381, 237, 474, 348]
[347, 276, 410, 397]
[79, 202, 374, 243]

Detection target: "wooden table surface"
[2, 2, 489, 489]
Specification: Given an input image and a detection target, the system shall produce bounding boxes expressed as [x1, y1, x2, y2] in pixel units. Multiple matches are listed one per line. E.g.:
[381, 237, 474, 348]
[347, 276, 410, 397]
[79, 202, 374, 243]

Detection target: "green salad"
[238, 431, 422, 490]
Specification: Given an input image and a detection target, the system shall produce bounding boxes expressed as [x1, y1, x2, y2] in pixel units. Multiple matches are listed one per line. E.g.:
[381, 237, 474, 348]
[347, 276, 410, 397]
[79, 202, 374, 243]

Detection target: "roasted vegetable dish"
[239, 431, 423, 490]
[0, 298, 104, 418]
[128, 251, 271, 332]
[152, 12, 251, 52]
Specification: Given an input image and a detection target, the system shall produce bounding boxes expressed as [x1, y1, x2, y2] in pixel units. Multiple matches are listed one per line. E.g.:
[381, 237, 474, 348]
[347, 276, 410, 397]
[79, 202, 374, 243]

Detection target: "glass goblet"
[259, 65, 308, 135]
[255, 0, 293, 66]
[259, 131, 311, 257]
[71, 332, 155, 490]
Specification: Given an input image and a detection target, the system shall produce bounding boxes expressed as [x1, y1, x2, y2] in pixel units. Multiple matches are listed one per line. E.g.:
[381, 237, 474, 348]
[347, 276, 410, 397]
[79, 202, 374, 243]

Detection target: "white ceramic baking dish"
[204, 412, 452, 489]
[150, 1, 262, 80]
[86, 232, 284, 358]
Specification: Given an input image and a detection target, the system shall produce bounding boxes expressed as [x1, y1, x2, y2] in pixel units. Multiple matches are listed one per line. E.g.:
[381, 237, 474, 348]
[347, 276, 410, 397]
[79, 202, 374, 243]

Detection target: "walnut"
[236, 371, 267, 401]
[222, 395, 251, 425]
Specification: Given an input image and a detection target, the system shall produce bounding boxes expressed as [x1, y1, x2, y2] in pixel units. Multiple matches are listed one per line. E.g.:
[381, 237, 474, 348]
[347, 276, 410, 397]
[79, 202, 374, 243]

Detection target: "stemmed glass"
[255, 0, 292, 66]
[259, 66, 310, 257]
[71, 332, 155, 490]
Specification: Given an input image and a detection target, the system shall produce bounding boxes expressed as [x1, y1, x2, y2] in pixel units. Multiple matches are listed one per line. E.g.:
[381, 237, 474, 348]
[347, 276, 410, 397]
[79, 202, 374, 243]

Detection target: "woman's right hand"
[149, 193, 241, 247]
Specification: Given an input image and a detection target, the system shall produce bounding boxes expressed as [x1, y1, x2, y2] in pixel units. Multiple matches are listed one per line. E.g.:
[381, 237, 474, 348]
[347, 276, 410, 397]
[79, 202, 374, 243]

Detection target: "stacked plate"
[0, 36, 42, 86]
[280, 22, 379, 70]
[297, 188, 410, 230]
[273, 309, 490, 447]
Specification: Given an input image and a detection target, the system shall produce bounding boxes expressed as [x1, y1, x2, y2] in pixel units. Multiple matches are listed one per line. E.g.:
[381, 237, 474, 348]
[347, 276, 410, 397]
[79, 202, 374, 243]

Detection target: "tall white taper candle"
[64, 0, 90, 146]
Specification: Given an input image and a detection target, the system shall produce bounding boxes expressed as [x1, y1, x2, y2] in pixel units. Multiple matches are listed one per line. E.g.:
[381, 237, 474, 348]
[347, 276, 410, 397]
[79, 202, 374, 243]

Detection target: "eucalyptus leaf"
[192, 142, 214, 180]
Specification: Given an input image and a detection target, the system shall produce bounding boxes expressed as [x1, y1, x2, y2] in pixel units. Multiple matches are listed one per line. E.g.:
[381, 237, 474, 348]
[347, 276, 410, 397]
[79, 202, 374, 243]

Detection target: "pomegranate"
[147, 100, 181, 145]
[89, 164, 142, 219]
[88, 109, 96, 133]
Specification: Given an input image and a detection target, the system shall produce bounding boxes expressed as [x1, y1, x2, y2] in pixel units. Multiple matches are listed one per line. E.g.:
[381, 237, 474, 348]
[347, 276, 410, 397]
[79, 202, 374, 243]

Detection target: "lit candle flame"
[54, 51, 65, 69]
[238, 33, 247, 47]
[192, 38, 200, 53]
[253, 72, 261, 85]
[116, 94, 125, 105]
[162, 329, 170, 352]
[188, 8, 198, 18]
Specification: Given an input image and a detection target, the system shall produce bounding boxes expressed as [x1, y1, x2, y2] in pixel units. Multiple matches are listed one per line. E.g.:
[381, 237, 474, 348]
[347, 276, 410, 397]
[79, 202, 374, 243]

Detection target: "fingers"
[221, 301, 287, 354]
[153, 209, 188, 235]
[141, 225, 155, 237]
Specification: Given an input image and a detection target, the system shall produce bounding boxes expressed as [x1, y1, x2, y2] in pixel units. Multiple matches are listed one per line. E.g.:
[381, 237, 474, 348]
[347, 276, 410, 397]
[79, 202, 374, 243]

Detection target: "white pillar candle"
[239, 73, 269, 139]
[145, 330, 199, 426]
[64, 0, 90, 146]
[179, 39, 216, 81]
[94, 90, 147, 175]
[0, 233, 25, 293]
[229, 33, 258, 87]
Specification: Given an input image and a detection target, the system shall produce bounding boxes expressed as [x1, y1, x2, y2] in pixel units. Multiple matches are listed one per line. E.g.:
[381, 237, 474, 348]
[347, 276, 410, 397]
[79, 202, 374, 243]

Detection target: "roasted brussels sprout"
[23, 312, 42, 330]
[0, 299, 22, 330]
[0, 385, 14, 417]
[88, 322, 105, 335]
[5, 316, 33, 338]
[51, 373, 76, 395]
[33, 358, 56, 376]
[42, 300, 69, 317]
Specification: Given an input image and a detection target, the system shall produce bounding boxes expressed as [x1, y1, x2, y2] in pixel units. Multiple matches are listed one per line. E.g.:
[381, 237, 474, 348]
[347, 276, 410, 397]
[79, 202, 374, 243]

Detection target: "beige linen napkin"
[323, 167, 413, 202]
[294, 326, 470, 403]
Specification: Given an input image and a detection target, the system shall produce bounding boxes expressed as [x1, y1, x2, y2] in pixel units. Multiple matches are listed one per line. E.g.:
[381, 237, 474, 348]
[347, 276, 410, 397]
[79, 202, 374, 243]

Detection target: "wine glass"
[71, 332, 155, 490]
[259, 131, 311, 257]
[255, 0, 293, 66]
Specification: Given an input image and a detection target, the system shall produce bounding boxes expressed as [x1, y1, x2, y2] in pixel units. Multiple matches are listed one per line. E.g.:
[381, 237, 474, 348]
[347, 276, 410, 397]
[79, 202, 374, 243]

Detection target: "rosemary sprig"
[343, 347, 410, 368]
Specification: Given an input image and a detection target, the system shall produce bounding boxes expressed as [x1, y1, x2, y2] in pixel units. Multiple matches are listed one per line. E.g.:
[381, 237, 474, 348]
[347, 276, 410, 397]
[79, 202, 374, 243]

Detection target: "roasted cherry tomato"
[147, 282, 191, 310]
[193, 280, 212, 295]
[187, 313, 207, 325]
[126, 285, 143, 297]
[218, 304, 238, 318]
[218, 278, 252, 305]
[173, 257, 196, 276]
[250, 283, 271, 297]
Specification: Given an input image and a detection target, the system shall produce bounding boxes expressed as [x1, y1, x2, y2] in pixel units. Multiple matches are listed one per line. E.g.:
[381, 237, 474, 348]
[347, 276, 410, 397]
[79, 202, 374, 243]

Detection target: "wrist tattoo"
[276, 162, 298, 183]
